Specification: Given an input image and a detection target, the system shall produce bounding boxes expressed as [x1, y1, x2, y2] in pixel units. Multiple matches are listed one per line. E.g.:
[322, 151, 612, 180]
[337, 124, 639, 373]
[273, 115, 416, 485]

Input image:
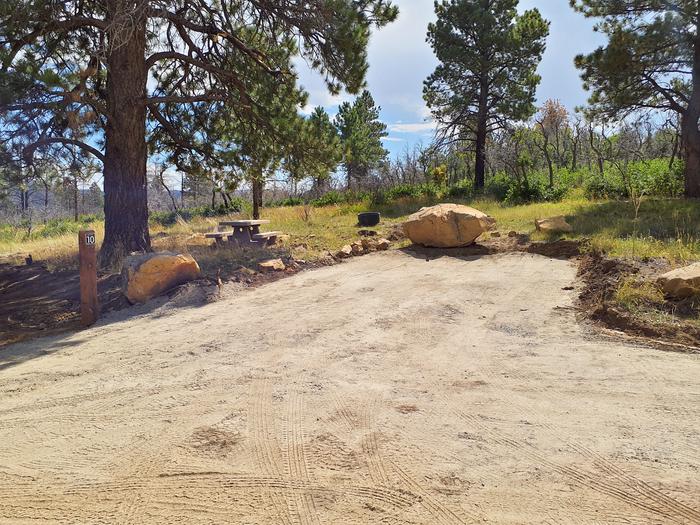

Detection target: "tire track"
[250, 378, 296, 525]
[448, 403, 698, 524]
[0, 473, 419, 515]
[286, 389, 321, 525]
[358, 396, 391, 486]
[388, 460, 474, 525]
[466, 380, 700, 525]
[336, 393, 479, 524]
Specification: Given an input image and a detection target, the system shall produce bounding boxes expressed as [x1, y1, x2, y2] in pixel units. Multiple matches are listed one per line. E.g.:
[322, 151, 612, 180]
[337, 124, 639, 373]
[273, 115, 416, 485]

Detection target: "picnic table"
[205, 219, 281, 247]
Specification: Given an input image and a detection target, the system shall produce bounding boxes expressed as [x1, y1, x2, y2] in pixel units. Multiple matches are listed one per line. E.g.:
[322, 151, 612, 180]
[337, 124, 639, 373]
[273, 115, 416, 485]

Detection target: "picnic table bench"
[205, 220, 281, 247]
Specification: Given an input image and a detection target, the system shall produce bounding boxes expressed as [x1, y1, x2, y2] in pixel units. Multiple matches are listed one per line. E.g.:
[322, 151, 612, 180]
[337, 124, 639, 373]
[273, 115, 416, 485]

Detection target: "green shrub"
[311, 191, 347, 207]
[633, 159, 684, 198]
[583, 175, 628, 200]
[485, 173, 513, 201]
[149, 200, 244, 226]
[447, 179, 474, 199]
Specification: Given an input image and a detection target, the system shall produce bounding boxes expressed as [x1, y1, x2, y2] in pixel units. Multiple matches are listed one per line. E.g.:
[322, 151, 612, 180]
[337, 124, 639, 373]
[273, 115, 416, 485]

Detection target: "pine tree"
[424, 0, 549, 189]
[572, 0, 700, 197]
[284, 107, 343, 195]
[0, 0, 398, 266]
[335, 91, 389, 189]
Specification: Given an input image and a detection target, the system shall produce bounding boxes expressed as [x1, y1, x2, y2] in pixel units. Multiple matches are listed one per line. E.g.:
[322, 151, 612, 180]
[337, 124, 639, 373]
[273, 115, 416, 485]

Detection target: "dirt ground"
[0, 251, 698, 524]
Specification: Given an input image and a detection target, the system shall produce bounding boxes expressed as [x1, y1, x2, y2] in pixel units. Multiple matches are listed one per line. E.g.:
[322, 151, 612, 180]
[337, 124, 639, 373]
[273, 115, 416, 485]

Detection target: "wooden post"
[79, 230, 99, 327]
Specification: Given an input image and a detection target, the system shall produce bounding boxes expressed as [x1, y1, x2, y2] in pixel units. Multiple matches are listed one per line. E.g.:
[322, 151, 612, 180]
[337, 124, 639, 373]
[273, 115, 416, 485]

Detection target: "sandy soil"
[0, 251, 698, 524]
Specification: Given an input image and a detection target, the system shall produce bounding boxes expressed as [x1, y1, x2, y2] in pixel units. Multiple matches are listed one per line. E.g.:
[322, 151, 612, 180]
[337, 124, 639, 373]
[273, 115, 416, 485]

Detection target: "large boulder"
[657, 263, 700, 298]
[535, 216, 573, 233]
[122, 252, 201, 304]
[402, 203, 495, 248]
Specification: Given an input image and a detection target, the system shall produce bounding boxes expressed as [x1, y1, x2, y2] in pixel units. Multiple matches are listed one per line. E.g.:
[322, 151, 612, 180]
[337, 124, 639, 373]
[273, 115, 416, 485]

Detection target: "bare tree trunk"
[474, 87, 488, 191]
[73, 172, 79, 221]
[589, 126, 605, 177]
[252, 175, 263, 220]
[99, 4, 150, 268]
[158, 171, 178, 211]
[682, 115, 700, 197]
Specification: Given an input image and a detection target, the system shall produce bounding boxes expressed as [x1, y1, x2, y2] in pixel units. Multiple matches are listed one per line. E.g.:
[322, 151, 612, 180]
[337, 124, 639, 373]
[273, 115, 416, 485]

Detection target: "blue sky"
[296, 0, 606, 158]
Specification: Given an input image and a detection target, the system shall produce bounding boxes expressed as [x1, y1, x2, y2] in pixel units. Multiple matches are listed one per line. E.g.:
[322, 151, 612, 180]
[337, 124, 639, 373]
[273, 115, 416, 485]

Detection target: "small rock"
[351, 242, 364, 255]
[336, 245, 353, 259]
[508, 231, 518, 238]
[239, 266, 257, 276]
[535, 216, 573, 233]
[258, 259, 285, 272]
[358, 230, 378, 237]
[361, 238, 377, 251]
[491, 232, 501, 238]
[375, 238, 391, 251]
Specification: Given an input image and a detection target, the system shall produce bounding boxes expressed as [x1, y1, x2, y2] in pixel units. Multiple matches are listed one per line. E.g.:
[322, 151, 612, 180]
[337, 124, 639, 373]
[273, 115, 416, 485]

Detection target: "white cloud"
[388, 121, 437, 134]
[382, 136, 406, 142]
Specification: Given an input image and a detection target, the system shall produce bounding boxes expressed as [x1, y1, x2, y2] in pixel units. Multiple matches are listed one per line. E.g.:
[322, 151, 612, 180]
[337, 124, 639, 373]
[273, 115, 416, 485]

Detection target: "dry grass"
[2, 195, 700, 272]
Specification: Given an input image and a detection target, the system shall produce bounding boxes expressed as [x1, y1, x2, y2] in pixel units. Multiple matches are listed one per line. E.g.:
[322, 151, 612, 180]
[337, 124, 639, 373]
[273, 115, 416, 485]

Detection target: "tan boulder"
[122, 252, 201, 304]
[258, 258, 286, 272]
[535, 216, 573, 233]
[657, 263, 700, 298]
[402, 203, 495, 248]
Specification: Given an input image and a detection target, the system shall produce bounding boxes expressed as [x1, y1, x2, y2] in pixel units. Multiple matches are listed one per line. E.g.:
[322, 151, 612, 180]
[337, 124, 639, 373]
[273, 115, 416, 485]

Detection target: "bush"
[149, 200, 244, 226]
[310, 191, 347, 207]
[484, 173, 566, 205]
[634, 159, 684, 198]
[268, 196, 305, 207]
[583, 175, 628, 200]
[584, 159, 683, 200]
[485, 173, 513, 201]
[447, 179, 474, 199]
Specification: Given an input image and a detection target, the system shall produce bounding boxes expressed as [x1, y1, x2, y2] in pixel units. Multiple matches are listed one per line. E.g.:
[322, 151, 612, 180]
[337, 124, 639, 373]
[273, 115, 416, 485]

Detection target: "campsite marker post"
[79, 230, 99, 327]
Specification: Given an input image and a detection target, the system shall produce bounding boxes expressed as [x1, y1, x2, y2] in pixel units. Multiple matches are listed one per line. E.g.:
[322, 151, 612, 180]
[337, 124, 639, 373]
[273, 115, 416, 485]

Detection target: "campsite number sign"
[79, 230, 99, 327]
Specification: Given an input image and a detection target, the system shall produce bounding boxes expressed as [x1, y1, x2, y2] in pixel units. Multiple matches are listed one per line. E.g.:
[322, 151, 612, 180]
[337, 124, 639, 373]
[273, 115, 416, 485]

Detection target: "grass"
[615, 278, 665, 313]
[2, 193, 700, 273]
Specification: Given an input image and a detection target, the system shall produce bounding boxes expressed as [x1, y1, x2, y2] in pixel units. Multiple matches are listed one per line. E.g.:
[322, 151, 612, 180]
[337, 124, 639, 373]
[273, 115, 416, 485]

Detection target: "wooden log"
[78, 230, 99, 327]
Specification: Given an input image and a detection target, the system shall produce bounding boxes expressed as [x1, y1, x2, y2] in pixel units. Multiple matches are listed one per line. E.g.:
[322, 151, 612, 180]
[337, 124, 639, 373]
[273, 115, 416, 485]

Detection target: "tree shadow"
[566, 198, 700, 244]
[0, 338, 89, 371]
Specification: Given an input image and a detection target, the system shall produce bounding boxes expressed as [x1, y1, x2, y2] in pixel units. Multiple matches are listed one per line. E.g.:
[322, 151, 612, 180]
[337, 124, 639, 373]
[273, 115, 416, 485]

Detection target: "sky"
[296, 0, 607, 158]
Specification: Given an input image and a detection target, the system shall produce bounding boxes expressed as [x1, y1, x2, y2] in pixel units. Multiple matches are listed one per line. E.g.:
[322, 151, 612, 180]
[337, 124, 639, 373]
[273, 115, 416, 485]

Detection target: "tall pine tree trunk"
[684, 29, 700, 198]
[252, 175, 263, 220]
[682, 114, 700, 197]
[474, 79, 488, 190]
[99, 3, 150, 268]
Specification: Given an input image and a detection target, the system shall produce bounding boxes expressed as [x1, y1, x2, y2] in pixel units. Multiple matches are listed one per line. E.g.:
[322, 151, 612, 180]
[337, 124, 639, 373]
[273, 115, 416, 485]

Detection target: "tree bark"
[73, 172, 78, 221]
[474, 79, 489, 191]
[252, 175, 263, 220]
[684, 22, 700, 198]
[99, 4, 150, 268]
[682, 114, 700, 197]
